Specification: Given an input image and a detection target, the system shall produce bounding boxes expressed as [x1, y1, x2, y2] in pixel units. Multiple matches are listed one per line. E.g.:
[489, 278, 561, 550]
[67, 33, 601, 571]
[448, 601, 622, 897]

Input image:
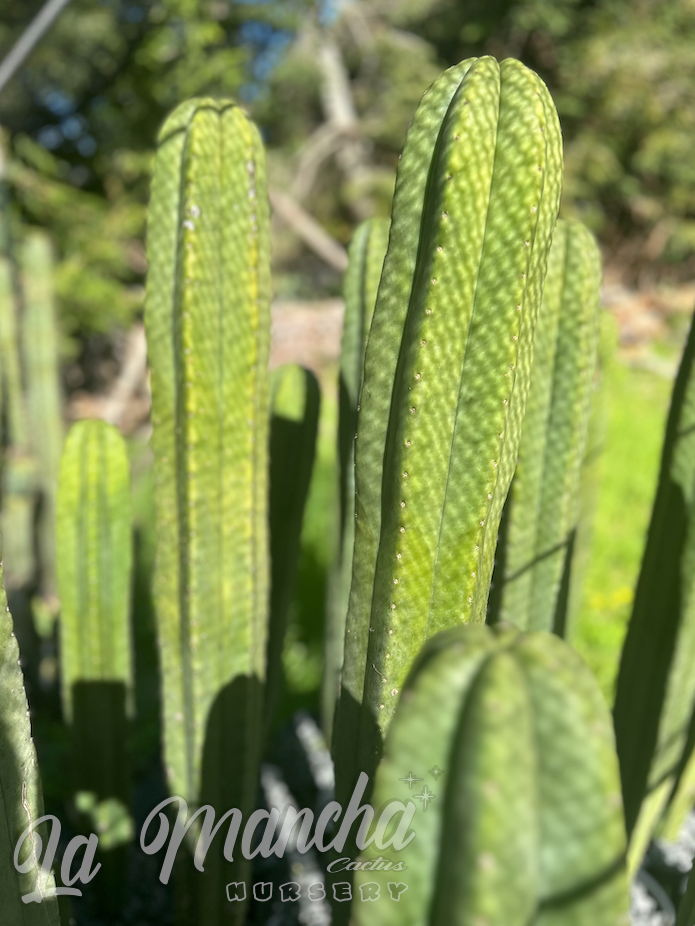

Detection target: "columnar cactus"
[145, 98, 271, 920]
[266, 363, 320, 733]
[324, 217, 389, 739]
[0, 563, 61, 923]
[333, 56, 563, 794]
[0, 253, 36, 591]
[614, 312, 695, 872]
[57, 420, 133, 722]
[21, 231, 63, 607]
[353, 624, 629, 926]
[494, 219, 601, 633]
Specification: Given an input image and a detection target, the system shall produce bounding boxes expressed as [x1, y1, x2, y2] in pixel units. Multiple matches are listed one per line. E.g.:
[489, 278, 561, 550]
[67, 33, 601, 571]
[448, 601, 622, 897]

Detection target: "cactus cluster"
[4, 49, 695, 926]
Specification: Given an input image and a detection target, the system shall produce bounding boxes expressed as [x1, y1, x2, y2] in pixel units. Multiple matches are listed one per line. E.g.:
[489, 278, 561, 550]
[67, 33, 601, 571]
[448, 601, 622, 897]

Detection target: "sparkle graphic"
[429, 765, 444, 780]
[399, 771, 423, 790]
[415, 785, 435, 811]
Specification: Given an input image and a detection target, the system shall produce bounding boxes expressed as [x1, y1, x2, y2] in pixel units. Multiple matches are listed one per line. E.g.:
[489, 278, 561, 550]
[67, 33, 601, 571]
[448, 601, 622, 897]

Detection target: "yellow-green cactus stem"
[333, 56, 563, 794]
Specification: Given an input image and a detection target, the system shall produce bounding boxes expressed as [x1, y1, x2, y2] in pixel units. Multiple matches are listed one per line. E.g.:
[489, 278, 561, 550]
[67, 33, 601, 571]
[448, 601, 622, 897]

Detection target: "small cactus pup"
[352, 624, 629, 926]
[492, 219, 601, 634]
[614, 309, 695, 874]
[0, 560, 61, 923]
[323, 216, 389, 740]
[265, 363, 320, 735]
[333, 56, 563, 796]
[145, 98, 271, 922]
[56, 419, 133, 849]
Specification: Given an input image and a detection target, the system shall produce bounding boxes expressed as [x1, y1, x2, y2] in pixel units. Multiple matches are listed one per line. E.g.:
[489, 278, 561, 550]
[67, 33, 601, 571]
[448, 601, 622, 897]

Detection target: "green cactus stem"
[613, 310, 695, 874]
[353, 624, 628, 926]
[266, 364, 319, 735]
[0, 560, 61, 924]
[333, 56, 563, 795]
[323, 217, 389, 740]
[495, 219, 601, 634]
[21, 231, 63, 609]
[0, 254, 36, 592]
[145, 98, 271, 921]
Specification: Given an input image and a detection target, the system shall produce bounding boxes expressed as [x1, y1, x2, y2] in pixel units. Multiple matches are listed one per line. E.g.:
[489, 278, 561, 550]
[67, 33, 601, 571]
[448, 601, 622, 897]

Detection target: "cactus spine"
[614, 311, 695, 872]
[266, 364, 320, 733]
[323, 217, 389, 739]
[0, 562, 61, 923]
[495, 219, 601, 633]
[145, 98, 271, 918]
[354, 625, 628, 926]
[333, 57, 563, 792]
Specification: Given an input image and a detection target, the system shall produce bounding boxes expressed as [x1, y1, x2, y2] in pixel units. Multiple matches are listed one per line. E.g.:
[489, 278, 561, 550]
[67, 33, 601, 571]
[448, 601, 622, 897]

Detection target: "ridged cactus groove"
[21, 231, 63, 607]
[0, 563, 61, 924]
[493, 219, 601, 634]
[145, 98, 271, 921]
[333, 56, 563, 794]
[614, 311, 695, 873]
[353, 624, 628, 926]
[323, 217, 389, 739]
[266, 364, 320, 734]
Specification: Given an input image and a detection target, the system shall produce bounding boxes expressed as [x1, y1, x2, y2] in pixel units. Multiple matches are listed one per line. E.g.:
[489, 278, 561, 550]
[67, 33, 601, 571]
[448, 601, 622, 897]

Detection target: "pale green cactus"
[21, 232, 63, 609]
[494, 219, 601, 634]
[333, 56, 563, 796]
[145, 98, 271, 922]
[353, 624, 628, 926]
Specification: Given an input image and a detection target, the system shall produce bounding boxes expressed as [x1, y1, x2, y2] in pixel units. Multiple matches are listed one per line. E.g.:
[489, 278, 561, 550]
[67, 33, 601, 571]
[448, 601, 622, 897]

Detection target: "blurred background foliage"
[1, 0, 694, 710]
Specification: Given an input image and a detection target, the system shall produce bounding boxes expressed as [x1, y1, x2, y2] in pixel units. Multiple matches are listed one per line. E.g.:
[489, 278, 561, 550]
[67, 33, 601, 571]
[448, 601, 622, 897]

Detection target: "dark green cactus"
[0, 561, 61, 923]
[494, 219, 601, 634]
[353, 624, 628, 926]
[145, 98, 271, 921]
[333, 56, 563, 795]
[266, 363, 320, 734]
[323, 217, 389, 740]
[613, 311, 695, 873]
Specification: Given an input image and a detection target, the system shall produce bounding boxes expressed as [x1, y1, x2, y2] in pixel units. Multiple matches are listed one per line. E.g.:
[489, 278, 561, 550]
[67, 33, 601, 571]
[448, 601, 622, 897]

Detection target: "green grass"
[573, 357, 673, 704]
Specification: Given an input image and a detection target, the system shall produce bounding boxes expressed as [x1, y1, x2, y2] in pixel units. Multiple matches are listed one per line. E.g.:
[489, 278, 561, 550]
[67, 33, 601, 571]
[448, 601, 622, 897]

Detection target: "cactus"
[493, 219, 601, 634]
[21, 231, 63, 609]
[0, 253, 36, 592]
[56, 419, 133, 912]
[323, 217, 389, 739]
[0, 561, 61, 923]
[333, 56, 563, 794]
[613, 311, 695, 873]
[266, 364, 320, 734]
[145, 98, 271, 920]
[353, 624, 628, 926]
